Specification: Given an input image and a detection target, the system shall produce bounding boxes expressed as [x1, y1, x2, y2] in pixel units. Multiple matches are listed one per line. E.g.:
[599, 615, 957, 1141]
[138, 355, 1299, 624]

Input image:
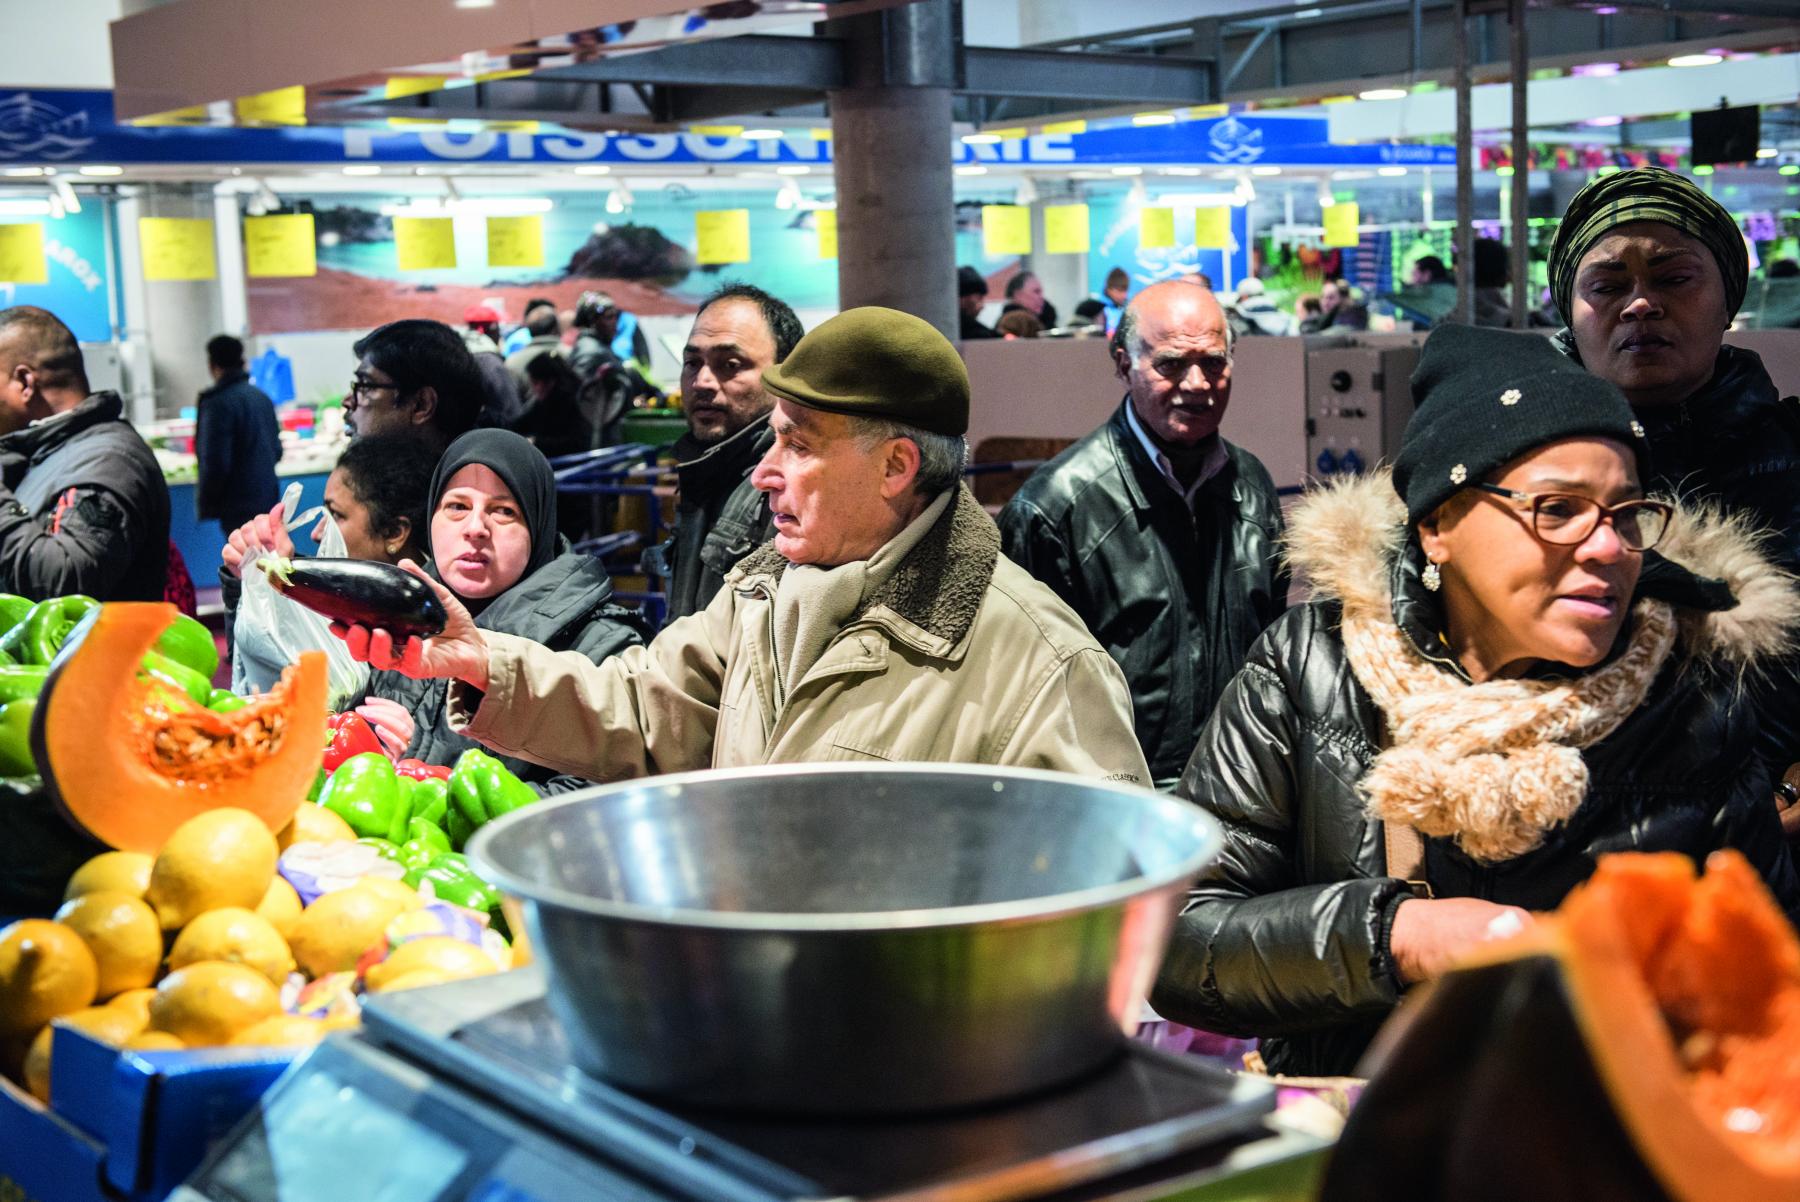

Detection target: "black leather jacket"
[652, 416, 776, 623]
[1152, 481, 1800, 1078]
[999, 402, 1288, 788]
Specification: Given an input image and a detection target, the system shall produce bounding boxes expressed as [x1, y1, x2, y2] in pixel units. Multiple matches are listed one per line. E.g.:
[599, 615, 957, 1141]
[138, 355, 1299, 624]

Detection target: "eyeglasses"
[347, 377, 399, 405]
[1471, 483, 1672, 552]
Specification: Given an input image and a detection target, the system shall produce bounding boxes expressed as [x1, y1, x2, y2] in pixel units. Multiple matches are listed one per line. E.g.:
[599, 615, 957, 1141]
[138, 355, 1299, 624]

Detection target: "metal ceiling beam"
[959, 47, 1212, 104]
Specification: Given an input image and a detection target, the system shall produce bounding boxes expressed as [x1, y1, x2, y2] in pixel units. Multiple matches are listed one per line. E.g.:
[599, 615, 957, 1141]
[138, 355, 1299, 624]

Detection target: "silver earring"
[1422, 561, 1442, 592]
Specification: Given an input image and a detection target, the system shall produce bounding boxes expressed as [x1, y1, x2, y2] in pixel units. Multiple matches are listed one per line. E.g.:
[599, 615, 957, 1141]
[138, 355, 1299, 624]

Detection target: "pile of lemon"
[0, 804, 505, 1107]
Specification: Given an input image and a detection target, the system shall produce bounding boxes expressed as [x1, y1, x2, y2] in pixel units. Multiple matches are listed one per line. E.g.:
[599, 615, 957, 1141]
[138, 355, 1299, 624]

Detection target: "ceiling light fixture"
[954, 165, 988, 176]
[1317, 182, 1336, 209]
[0, 198, 53, 217]
[78, 165, 123, 177]
[342, 165, 382, 176]
[1668, 53, 1723, 68]
[1377, 166, 1409, 177]
[453, 0, 496, 8]
[1111, 166, 1144, 176]
[741, 128, 783, 141]
[573, 164, 612, 175]
[1250, 166, 1281, 176]
[3, 167, 47, 178]
[605, 183, 633, 213]
[1583, 116, 1623, 127]
[776, 165, 810, 175]
[1160, 166, 1203, 176]
[1014, 175, 1039, 206]
[1756, 148, 1778, 159]
[1358, 87, 1409, 101]
[774, 180, 803, 210]
[1132, 112, 1176, 126]
[48, 177, 79, 215]
[961, 132, 1002, 145]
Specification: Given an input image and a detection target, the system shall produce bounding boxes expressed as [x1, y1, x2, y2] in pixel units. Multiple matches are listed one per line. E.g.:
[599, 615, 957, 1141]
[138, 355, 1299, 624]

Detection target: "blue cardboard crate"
[0, 1072, 110, 1202]
[43, 1026, 297, 1201]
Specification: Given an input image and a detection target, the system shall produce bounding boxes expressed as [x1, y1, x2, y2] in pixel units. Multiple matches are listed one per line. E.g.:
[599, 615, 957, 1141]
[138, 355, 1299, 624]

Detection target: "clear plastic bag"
[231, 483, 370, 707]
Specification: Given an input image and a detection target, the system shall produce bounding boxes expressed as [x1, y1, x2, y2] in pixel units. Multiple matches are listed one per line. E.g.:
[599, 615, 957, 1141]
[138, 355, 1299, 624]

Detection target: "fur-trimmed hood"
[1285, 468, 1800, 675]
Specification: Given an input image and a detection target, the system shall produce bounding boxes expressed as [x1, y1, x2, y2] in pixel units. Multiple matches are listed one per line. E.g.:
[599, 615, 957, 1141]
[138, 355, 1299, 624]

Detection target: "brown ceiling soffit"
[109, 0, 916, 125]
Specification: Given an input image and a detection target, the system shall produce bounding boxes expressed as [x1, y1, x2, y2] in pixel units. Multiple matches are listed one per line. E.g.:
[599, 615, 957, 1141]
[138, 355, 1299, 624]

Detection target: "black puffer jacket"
[1151, 474, 1800, 1077]
[1559, 334, 1800, 772]
[354, 551, 646, 791]
[999, 402, 1288, 787]
[649, 416, 776, 623]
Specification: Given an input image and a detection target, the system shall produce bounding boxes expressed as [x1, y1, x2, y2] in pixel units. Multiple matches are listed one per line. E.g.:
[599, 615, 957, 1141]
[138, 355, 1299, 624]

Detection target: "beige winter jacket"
[447, 486, 1151, 784]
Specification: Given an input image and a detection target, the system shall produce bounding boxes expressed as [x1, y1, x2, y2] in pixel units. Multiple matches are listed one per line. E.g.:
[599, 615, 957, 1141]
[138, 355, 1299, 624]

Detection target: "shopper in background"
[195, 334, 281, 538]
[461, 304, 523, 429]
[1548, 164, 1800, 787]
[1471, 237, 1515, 328]
[1302, 277, 1368, 332]
[0, 306, 169, 601]
[504, 305, 565, 390]
[996, 310, 1043, 339]
[1226, 277, 1296, 337]
[1409, 255, 1451, 286]
[345, 319, 482, 456]
[570, 290, 661, 408]
[502, 297, 555, 357]
[650, 283, 797, 622]
[1001, 269, 1059, 331]
[1101, 266, 1131, 335]
[340, 429, 646, 789]
[957, 266, 999, 340]
[1001, 281, 1287, 789]
[1153, 324, 1800, 1076]
[333, 308, 1149, 784]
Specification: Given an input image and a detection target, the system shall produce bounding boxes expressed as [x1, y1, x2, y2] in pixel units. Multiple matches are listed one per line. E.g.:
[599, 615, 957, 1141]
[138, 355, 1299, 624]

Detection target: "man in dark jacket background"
[1000, 280, 1287, 788]
[649, 283, 800, 622]
[195, 334, 281, 538]
[0, 306, 169, 601]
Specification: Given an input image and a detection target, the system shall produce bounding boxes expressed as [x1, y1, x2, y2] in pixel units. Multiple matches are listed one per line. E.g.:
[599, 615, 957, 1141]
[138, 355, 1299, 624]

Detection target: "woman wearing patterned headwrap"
[1547, 165, 1800, 803]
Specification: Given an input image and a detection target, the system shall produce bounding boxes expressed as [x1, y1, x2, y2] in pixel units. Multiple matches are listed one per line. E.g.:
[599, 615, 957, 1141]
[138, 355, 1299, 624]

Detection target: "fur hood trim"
[1285, 468, 1799, 671]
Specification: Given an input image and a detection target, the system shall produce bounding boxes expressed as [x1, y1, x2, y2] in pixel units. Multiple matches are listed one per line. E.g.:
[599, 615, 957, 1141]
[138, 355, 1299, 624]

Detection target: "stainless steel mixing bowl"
[467, 763, 1220, 1114]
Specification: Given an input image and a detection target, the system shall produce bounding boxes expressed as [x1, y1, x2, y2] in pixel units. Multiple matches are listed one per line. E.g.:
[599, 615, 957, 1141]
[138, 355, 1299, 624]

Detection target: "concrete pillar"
[829, 0, 957, 339]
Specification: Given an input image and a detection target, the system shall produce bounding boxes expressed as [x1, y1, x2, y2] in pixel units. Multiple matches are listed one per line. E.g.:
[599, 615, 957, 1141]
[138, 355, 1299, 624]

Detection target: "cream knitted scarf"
[1341, 593, 1677, 863]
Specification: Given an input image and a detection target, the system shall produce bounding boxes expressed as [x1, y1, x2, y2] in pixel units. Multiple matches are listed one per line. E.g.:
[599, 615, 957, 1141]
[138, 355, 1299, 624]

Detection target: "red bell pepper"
[322, 712, 384, 773]
[396, 757, 452, 781]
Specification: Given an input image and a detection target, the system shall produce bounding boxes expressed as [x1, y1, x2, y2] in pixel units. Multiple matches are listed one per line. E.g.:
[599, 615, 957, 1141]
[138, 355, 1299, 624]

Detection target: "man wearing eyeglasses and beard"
[344, 320, 482, 457]
[999, 280, 1288, 789]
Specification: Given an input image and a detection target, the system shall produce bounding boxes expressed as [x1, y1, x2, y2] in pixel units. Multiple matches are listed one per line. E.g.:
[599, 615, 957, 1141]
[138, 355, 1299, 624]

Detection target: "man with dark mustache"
[1548, 166, 1800, 811]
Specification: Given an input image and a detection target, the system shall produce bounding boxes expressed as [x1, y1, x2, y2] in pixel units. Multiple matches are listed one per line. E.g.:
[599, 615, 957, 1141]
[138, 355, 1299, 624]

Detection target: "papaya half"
[1323, 850, 1800, 1202]
[30, 603, 328, 854]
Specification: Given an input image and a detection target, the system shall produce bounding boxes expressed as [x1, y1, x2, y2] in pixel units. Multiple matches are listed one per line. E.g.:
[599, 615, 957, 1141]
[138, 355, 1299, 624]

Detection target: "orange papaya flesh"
[31, 603, 328, 854]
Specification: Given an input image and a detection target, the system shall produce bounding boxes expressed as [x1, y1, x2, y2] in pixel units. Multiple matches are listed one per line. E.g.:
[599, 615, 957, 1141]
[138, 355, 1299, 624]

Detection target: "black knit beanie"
[1393, 325, 1649, 526]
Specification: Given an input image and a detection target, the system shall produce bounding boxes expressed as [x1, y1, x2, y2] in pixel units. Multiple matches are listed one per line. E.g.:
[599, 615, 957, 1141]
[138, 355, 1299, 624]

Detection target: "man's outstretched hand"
[331, 559, 490, 691]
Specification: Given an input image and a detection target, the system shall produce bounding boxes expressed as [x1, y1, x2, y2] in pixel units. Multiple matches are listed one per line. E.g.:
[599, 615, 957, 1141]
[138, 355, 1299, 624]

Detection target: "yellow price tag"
[1139, 207, 1176, 249]
[486, 215, 545, 268]
[1041, 119, 1087, 135]
[384, 77, 446, 99]
[234, 85, 305, 126]
[981, 205, 1032, 257]
[689, 125, 745, 137]
[1044, 204, 1089, 255]
[394, 217, 457, 271]
[1194, 207, 1231, 250]
[695, 209, 751, 265]
[1323, 202, 1361, 248]
[139, 217, 216, 281]
[816, 208, 838, 260]
[243, 214, 317, 278]
[0, 224, 47, 284]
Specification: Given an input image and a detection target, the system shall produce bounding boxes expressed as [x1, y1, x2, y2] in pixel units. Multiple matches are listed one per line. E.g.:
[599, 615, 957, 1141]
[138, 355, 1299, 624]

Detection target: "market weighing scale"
[168, 968, 1328, 1202]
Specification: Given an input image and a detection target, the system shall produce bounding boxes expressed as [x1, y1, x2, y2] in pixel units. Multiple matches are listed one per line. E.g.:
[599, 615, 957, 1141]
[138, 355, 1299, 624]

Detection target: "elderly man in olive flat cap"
[1548, 166, 1800, 799]
[333, 307, 1151, 785]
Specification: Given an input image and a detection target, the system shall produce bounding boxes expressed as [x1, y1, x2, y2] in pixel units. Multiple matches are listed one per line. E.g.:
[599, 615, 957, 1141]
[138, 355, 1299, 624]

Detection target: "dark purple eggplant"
[259, 556, 447, 639]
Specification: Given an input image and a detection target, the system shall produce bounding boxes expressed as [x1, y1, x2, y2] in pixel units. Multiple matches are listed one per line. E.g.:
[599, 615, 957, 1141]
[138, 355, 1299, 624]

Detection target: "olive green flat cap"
[762, 306, 970, 437]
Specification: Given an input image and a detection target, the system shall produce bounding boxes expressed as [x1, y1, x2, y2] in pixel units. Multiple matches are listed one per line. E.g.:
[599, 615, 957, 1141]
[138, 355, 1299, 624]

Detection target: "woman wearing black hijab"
[351, 429, 646, 789]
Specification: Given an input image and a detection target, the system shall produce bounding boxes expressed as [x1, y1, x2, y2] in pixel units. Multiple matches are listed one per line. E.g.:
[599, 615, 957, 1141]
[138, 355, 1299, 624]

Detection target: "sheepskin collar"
[731, 484, 1000, 650]
[1285, 469, 1799, 677]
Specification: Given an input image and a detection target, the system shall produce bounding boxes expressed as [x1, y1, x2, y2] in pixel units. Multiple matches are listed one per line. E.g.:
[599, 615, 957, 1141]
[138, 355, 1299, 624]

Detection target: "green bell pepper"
[152, 613, 219, 681]
[411, 778, 449, 827]
[20, 596, 98, 665]
[207, 688, 248, 713]
[305, 765, 326, 803]
[356, 836, 401, 862]
[448, 749, 538, 832]
[0, 698, 35, 777]
[445, 806, 477, 852]
[0, 594, 32, 633]
[0, 665, 48, 706]
[415, 852, 502, 916]
[405, 817, 451, 856]
[140, 649, 213, 705]
[318, 752, 413, 844]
